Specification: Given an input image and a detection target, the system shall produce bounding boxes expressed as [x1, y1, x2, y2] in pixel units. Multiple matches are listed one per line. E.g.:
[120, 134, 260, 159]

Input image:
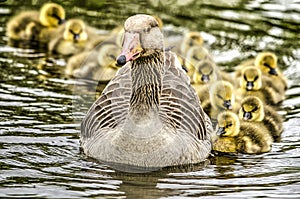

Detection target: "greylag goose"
[80, 14, 212, 168]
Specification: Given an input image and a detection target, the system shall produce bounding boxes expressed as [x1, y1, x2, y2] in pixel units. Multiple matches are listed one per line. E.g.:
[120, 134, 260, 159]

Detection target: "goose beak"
[243, 111, 252, 120]
[116, 32, 143, 66]
[216, 127, 225, 136]
[269, 68, 278, 76]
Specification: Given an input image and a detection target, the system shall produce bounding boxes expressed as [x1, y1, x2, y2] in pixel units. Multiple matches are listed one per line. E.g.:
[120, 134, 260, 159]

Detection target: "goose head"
[210, 81, 235, 111]
[239, 96, 265, 122]
[39, 3, 65, 27]
[216, 111, 240, 137]
[63, 19, 88, 43]
[116, 14, 164, 66]
[240, 66, 262, 91]
[255, 52, 278, 76]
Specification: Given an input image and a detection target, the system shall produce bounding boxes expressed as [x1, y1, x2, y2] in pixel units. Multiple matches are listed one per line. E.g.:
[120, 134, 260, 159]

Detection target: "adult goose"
[80, 14, 213, 168]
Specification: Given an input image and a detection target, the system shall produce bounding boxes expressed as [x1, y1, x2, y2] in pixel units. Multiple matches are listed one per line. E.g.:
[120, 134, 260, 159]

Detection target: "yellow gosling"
[236, 66, 284, 105]
[48, 19, 98, 56]
[254, 52, 288, 92]
[238, 96, 283, 140]
[6, 3, 65, 41]
[213, 111, 273, 154]
[66, 42, 121, 82]
[201, 81, 236, 120]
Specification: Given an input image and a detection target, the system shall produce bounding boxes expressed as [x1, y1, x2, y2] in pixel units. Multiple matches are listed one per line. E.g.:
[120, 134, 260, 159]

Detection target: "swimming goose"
[236, 66, 284, 105]
[80, 14, 212, 168]
[238, 96, 283, 140]
[66, 41, 121, 82]
[6, 3, 65, 41]
[48, 19, 98, 56]
[213, 111, 273, 154]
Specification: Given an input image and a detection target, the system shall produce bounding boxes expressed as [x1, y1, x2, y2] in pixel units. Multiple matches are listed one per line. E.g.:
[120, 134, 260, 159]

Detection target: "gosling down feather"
[48, 19, 98, 56]
[213, 111, 273, 154]
[239, 96, 283, 140]
[6, 3, 65, 42]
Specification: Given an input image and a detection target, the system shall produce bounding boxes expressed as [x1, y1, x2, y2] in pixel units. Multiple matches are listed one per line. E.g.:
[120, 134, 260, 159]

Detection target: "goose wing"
[160, 51, 212, 141]
[81, 64, 132, 139]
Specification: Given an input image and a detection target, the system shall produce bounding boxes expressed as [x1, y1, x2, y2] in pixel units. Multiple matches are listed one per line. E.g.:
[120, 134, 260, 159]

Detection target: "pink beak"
[116, 32, 142, 66]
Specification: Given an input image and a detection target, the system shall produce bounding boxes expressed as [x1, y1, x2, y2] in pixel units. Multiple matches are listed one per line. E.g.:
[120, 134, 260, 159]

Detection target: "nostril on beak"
[116, 55, 127, 66]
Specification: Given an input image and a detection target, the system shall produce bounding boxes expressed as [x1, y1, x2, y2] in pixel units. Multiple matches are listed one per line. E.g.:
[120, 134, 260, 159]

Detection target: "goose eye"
[109, 54, 116, 59]
[253, 76, 259, 81]
[144, 27, 151, 33]
[243, 74, 247, 81]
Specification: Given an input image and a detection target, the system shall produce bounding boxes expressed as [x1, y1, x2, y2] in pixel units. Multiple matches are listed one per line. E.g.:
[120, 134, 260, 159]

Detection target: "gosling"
[6, 3, 65, 42]
[213, 111, 273, 154]
[238, 96, 283, 141]
[48, 19, 98, 56]
[236, 66, 284, 105]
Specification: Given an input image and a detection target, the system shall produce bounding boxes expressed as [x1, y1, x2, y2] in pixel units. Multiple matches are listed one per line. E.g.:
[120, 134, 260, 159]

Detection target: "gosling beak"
[116, 32, 143, 66]
[73, 34, 80, 42]
[223, 100, 232, 110]
[243, 111, 252, 120]
[269, 68, 278, 76]
[201, 74, 210, 83]
[52, 14, 65, 25]
[58, 18, 65, 25]
[246, 81, 254, 90]
[216, 127, 225, 136]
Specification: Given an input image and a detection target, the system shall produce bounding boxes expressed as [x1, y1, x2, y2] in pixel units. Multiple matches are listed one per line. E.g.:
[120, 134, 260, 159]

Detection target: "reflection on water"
[0, 0, 300, 198]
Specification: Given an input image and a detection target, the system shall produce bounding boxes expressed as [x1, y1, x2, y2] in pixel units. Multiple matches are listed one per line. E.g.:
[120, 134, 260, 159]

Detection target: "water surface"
[0, 0, 300, 198]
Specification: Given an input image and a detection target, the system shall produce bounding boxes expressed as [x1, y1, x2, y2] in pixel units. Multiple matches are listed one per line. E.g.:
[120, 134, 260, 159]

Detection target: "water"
[0, 0, 300, 198]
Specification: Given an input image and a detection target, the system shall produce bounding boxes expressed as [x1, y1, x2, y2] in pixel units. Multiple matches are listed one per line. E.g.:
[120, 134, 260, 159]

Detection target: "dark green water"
[0, 0, 300, 198]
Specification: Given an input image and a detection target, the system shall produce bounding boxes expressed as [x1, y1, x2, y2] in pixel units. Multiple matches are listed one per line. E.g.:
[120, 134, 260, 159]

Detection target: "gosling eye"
[252, 106, 259, 112]
[226, 123, 233, 128]
[217, 94, 223, 100]
[243, 74, 248, 81]
[253, 75, 259, 81]
[69, 29, 75, 35]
